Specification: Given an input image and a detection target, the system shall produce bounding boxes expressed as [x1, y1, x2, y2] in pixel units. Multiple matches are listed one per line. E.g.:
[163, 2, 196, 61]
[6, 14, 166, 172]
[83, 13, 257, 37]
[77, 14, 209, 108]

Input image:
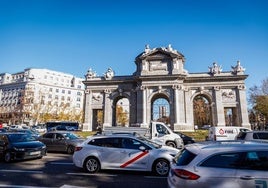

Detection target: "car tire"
[4, 152, 12, 163]
[153, 158, 170, 176]
[83, 157, 100, 173]
[67, 145, 74, 154]
[166, 141, 176, 148]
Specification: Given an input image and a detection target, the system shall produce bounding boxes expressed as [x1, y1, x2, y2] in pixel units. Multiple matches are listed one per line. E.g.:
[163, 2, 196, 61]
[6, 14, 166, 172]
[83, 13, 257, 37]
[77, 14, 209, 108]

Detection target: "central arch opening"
[151, 94, 170, 124]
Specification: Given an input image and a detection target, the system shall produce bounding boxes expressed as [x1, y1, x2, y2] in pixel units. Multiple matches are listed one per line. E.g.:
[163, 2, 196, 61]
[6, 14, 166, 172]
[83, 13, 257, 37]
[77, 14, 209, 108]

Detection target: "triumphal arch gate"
[83, 45, 250, 131]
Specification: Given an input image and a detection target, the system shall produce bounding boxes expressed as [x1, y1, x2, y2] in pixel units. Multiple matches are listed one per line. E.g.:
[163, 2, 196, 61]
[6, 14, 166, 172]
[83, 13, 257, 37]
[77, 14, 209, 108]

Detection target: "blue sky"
[0, 0, 268, 91]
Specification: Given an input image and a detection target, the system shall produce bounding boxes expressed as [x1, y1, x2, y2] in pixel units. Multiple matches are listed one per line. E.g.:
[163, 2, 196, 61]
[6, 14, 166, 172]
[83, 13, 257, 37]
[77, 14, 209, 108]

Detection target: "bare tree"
[248, 77, 268, 129]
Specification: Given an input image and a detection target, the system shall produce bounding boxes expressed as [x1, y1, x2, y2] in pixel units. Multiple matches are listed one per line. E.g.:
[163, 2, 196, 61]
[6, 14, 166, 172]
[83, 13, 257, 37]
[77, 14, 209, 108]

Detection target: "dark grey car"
[38, 131, 85, 154]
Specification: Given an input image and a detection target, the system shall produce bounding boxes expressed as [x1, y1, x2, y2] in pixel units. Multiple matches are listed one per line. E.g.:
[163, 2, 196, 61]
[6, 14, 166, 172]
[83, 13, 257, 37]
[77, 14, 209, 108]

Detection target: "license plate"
[29, 151, 41, 155]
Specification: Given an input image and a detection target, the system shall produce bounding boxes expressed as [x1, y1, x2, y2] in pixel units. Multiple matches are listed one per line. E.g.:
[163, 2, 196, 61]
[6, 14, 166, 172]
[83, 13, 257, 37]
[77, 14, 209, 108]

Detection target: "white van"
[207, 126, 251, 141]
[103, 121, 184, 149]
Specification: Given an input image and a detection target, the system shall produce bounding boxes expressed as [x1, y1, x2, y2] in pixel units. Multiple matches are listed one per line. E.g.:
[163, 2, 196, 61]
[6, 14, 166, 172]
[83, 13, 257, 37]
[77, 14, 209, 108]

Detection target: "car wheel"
[67, 145, 74, 154]
[83, 157, 100, 173]
[4, 152, 12, 163]
[166, 141, 176, 148]
[153, 159, 170, 176]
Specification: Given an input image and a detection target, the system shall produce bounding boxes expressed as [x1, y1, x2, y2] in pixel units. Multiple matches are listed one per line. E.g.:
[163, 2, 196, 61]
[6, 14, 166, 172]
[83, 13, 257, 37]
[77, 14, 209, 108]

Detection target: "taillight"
[172, 169, 200, 180]
[74, 146, 83, 152]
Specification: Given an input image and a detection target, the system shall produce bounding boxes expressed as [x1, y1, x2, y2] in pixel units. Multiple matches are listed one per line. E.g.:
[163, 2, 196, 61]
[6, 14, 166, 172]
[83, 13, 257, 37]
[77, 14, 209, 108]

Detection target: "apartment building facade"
[0, 68, 85, 126]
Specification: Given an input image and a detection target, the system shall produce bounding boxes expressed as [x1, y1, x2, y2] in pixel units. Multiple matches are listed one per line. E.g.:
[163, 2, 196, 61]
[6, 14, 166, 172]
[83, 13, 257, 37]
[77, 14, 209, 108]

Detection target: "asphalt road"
[0, 153, 168, 188]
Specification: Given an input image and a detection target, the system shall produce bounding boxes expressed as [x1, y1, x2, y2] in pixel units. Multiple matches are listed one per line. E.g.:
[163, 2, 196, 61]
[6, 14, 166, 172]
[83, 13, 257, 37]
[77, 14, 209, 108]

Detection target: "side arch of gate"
[190, 90, 216, 127]
[110, 92, 131, 127]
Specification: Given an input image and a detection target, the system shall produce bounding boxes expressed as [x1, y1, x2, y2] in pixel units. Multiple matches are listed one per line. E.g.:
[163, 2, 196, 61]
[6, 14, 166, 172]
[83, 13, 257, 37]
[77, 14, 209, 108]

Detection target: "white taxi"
[168, 140, 268, 188]
[73, 134, 180, 176]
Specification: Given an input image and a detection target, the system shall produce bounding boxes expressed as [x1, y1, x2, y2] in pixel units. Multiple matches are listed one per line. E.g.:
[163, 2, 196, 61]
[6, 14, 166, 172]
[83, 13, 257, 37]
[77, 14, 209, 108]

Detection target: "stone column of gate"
[183, 87, 194, 131]
[136, 86, 143, 125]
[103, 89, 112, 127]
[237, 85, 251, 129]
[213, 86, 226, 126]
[172, 84, 185, 130]
[141, 86, 148, 127]
[83, 89, 93, 131]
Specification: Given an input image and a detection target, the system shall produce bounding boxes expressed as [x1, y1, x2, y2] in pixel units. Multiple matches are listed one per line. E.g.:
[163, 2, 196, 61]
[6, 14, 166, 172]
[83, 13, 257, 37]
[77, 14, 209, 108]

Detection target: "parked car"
[175, 132, 195, 145]
[32, 124, 46, 133]
[0, 132, 46, 162]
[73, 134, 180, 176]
[0, 128, 7, 132]
[9, 124, 29, 130]
[38, 131, 85, 154]
[10, 129, 40, 139]
[236, 131, 268, 142]
[167, 140, 268, 188]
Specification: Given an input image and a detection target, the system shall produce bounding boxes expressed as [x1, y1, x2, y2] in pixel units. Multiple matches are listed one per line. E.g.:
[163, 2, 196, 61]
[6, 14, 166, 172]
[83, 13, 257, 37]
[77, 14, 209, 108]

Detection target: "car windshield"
[63, 132, 79, 139]
[135, 134, 162, 149]
[8, 134, 36, 142]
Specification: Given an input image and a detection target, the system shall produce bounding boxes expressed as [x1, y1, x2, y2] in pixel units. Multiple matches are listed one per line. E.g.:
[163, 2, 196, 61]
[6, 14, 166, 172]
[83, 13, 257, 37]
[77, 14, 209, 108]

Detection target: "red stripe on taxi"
[120, 151, 149, 168]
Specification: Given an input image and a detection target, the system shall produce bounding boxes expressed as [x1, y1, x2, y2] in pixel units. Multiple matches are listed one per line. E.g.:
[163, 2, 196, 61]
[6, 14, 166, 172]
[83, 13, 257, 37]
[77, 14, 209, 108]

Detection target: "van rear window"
[173, 149, 196, 165]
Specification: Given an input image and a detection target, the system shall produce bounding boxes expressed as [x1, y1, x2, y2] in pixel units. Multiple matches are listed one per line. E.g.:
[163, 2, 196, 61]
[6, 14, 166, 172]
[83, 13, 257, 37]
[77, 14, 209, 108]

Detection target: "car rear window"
[253, 133, 268, 140]
[200, 153, 242, 168]
[88, 138, 122, 148]
[173, 149, 196, 165]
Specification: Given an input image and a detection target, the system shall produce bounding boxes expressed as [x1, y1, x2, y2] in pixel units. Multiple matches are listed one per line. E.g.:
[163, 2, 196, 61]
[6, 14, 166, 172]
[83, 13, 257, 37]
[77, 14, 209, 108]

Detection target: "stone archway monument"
[83, 45, 250, 131]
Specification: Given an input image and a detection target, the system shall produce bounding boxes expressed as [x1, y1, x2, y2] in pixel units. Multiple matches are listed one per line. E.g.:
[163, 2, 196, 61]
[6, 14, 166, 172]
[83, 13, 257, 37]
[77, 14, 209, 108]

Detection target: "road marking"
[66, 172, 117, 177]
[50, 162, 74, 165]
[0, 169, 43, 173]
[144, 176, 167, 179]
[0, 185, 52, 188]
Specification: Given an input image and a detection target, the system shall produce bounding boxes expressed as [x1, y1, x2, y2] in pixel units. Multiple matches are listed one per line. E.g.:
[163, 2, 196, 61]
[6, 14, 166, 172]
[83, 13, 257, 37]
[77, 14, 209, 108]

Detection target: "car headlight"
[14, 147, 25, 151]
[42, 145, 46, 149]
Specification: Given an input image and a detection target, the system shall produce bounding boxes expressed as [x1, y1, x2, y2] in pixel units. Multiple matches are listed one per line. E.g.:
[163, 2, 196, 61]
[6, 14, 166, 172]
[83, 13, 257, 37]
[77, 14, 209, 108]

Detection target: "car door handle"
[240, 176, 255, 180]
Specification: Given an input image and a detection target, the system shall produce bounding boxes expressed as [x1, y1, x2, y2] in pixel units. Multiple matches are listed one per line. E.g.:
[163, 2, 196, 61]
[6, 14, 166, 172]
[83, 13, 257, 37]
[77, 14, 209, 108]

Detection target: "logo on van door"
[219, 129, 224, 135]
[219, 128, 234, 135]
